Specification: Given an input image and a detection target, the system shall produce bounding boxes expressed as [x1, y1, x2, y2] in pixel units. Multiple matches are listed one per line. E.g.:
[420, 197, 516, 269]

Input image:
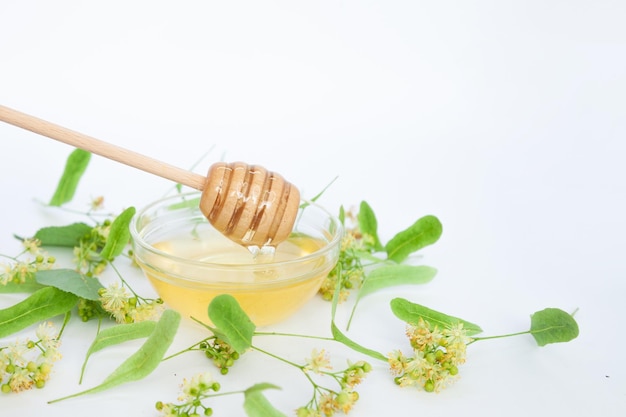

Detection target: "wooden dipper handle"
[0, 105, 206, 190]
[0, 105, 300, 247]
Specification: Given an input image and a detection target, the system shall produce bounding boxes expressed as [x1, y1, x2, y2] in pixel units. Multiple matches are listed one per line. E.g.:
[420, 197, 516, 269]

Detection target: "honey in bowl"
[130, 193, 342, 326]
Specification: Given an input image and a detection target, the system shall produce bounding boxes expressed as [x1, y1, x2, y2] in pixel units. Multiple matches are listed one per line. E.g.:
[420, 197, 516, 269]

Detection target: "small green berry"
[424, 379, 435, 392]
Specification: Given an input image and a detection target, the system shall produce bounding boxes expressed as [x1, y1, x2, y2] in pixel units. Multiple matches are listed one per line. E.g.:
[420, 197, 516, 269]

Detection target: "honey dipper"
[0, 105, 300, 248]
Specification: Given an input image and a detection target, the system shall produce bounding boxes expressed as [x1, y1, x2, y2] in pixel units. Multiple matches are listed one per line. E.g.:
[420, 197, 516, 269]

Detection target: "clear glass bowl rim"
[129, 191, 343, 272]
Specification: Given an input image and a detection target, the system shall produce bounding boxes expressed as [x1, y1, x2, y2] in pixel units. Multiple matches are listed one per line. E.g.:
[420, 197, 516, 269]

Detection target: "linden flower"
[14, 262, 37, 284]
[318, 393, 339, 416]
[5, 340, 28, 367]
[445, 323, 473, 347]
[99, 283, 130, 314]
[179, 371, 215, 400]
[90, 196, 105, 211]
[0, 350, 9, 374]
[8, 367, 33, 392]
[21, 238, 41, 254]
[0, 262, 12, 285]
[336, 389, 359, 414]
[36, 322, 60, 351]
[387, 350, 407, 375]
[389, 319, 472, 393]
[305, 349, 332, 374]
[128, 302, 164, 323]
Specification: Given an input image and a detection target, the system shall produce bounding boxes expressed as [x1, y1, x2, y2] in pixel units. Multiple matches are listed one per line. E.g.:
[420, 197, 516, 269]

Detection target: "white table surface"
[1, 1, 624, 416]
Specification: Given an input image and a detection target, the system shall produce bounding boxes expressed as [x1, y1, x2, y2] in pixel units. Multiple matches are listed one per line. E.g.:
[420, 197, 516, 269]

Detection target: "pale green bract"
[49, 148, 91, 206]
[100, 206, 136, 261]
[79, 320, 158, 383]
[390, 297, 484, 335]
[243, 384, 287, 417]
[49, 309, 181, 403]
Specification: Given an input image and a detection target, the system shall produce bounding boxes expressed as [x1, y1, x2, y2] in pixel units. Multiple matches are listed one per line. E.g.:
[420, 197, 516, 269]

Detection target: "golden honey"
[134, 218, 338, 326]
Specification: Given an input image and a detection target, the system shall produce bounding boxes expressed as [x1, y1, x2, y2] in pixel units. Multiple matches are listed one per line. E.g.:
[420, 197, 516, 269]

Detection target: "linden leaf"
[49, 149, 91, 206]
[390, 298, 483, 336]
[208, 294, 256, 354]
[0, 287, 78, 338]
[346, 265, 438, 330]
[50, 309, 181, 403]
[359, 265, 437, 298]
[385, 215, 442, 263]
[79, 320, 157, 383]
[243, 384, 287, 417]
[0, 280, 45, 294]
[530, 308, 579, 346]
[33, 222, 93, 247]
[330, 273, 387, 361]
[100, 207, 136, 261]
[35, 269, 104, 301]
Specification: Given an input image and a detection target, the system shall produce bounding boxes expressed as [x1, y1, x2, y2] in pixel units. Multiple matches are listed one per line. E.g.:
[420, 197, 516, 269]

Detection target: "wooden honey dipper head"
[200, 162, 301, 248]
[0, 105, 301, 248]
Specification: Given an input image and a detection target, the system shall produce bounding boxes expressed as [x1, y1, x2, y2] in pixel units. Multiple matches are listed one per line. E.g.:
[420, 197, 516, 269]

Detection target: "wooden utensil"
[0, 105, 300, 248]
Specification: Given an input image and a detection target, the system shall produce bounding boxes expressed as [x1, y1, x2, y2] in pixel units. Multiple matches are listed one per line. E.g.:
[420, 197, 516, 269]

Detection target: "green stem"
[57, 310, 72, 339]
[252, 344, 305, 370]
[108, 261, 142, 301]
[469, 330, 530, 344]
[253, 331, 335, 342]
[162, 339, 210, 361]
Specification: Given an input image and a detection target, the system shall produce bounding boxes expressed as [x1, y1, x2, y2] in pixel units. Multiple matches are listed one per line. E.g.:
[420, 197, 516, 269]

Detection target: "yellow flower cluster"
[0, 239, 55, 286]
[319, 233, 366, 303]
[297, 350, 372, 417]
[98, 283, 164, 324]
[0, 322, 62, 393]
[388, 318, 472, 393]
[156, 371, 220, 417]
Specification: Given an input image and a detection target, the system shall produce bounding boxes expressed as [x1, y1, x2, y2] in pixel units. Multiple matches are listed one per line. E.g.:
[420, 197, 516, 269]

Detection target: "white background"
[1, 1, 625, 416]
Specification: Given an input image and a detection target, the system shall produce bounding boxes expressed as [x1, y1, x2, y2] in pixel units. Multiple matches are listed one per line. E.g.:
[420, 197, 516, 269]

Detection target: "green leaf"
[357, 201, 383, 251]
[359, 265, 437, 298]
[49, 309, 181, 403]
[390, 298, 483, 336]
[384, 215, 443, 263]
[331, 322, 387, 361]
[79, 320, 157, 383]
[0, 280, 45, 294]
[34, 222, 93, 247]
[49, 149, 91, 206]
[308, 176, 338, 204]
[530, 308, 579, 346]
[35, 269, 104, 301]
[243, 384, 287, 417]
[330, 268, 387, 361]
[0, 287, 78, 338]
[208, 294, 256, 354]
[338, 205, 346, 225]
[100, 207, 136, 261]
[346, 265, 438, 330]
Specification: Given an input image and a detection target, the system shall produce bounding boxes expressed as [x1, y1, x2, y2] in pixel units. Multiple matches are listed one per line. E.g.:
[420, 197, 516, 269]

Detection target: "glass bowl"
[129, 192, 342, 326]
